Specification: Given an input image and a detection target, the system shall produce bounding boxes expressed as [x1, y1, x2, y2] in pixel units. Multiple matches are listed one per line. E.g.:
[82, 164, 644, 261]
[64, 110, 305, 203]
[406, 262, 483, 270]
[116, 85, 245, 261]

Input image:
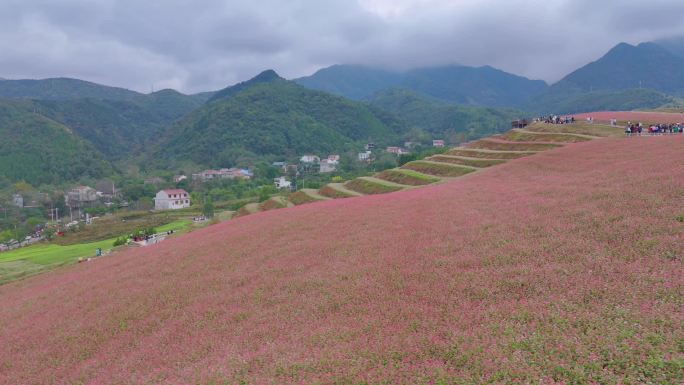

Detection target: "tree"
[202, 198, 215, 218]
[253, 161, 279, 181]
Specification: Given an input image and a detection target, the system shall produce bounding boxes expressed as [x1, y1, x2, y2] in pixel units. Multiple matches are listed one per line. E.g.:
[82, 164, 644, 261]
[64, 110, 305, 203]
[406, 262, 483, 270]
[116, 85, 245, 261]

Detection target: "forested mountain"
[295, 65, 401, 101]
[654, 36, 684, 59]
[0, 78, 205, 159]
[0, 77, 142, 101]
[0, 99, 114, 185]
[31, 90, 204, 159]
[527, 88, 673, 115]
[2, 40, 683, 184]
[554, 42, 684, 95]
[154, 70, 405, 168]
[525, 42, 684, 113]
[368, 88, 520, 141]
[295, 64, 548, 107]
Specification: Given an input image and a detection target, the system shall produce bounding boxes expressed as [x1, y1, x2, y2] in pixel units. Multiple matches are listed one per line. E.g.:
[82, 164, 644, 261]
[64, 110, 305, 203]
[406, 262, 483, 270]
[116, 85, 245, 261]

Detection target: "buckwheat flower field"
[0, 137, 682, 384]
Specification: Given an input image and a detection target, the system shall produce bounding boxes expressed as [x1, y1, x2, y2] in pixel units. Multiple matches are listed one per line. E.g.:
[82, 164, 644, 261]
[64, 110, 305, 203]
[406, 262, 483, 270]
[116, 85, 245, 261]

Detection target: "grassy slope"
[468, 139, 563, 151]
[375, 169, 441, 186]
[446, 148, 537, 159]
[344, 178, 405, 195]
[0, 137, 681, 384]
[401, 160, 477, 177]
[0, 219, 192, 284]
[427, 155, 506, 168]
[499, 130, 593, 143]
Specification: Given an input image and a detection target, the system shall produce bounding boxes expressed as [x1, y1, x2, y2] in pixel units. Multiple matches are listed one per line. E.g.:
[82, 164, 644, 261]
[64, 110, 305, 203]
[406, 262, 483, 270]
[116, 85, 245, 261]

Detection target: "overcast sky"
[2, 0, 684, 93]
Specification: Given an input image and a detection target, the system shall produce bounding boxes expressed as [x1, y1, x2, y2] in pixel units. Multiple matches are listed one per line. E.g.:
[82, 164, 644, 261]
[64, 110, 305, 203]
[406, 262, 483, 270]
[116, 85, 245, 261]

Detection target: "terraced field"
[376, 169, 440, 186]
[233, 122, 623, 217]
[345, 177, 406, 195]
[287, 189, 330, 205]
[427, 155, 506, 168]
[446, 148, 537, 159]
[500, 129, 593, 143]
[468, 139, 563, 151]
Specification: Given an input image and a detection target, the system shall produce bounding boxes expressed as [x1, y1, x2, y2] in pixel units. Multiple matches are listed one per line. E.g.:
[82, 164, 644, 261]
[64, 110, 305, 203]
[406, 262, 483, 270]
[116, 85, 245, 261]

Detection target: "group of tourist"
[537, 115, 576, 124]
[625, 122, 684, 136]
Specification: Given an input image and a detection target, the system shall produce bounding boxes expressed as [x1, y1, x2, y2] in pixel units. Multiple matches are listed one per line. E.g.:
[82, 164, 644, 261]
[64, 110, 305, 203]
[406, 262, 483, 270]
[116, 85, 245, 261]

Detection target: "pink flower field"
[0, 137, 682, 384]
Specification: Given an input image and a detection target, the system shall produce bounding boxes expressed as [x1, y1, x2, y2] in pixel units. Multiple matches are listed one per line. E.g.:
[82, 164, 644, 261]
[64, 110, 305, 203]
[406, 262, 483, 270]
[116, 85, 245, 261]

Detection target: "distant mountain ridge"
[295, 64, 548, 108]
[555, 42, 684, 95]
[0, 77, 143, 101]
[526, 41, 684, 113]
[0, 78, 207, 160]
[2, 40, 684, 186]
[153, 70, 406, 169]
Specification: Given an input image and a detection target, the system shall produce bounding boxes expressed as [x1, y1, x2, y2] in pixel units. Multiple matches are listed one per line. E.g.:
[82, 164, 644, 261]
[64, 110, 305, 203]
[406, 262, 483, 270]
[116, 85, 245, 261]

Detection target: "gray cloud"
[1, 0, 683, 93]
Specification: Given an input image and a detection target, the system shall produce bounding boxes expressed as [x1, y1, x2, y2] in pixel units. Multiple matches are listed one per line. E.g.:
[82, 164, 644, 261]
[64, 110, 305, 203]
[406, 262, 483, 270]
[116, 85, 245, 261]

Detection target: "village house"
[65, 186, 98, 219]
[358, 151, 372, 162]
[432, 140, 445, 148]
[511, 119, 529, 128]
[192, 168, 252, 182]
[66, 186, 98, 207]
[95, 180, 117, 199]
[12, 194, 23, 208]
[319, 159, 337, 173]
[327, 154, 340, 163]
[300, 155, 320, 164]
[271, 161, 288, 172]
[365, 143, 376, 151]
[154, 189, 191, 210]
[386, 146, 405, 155]
[173, 175, 187, 183]
[192, 169, 221, 182]
[274, 176, 292, 190]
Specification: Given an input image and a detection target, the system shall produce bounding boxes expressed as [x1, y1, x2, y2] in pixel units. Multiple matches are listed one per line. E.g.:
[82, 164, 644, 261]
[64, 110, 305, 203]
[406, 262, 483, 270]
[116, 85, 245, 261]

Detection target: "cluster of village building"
[6, 139, 448, 219]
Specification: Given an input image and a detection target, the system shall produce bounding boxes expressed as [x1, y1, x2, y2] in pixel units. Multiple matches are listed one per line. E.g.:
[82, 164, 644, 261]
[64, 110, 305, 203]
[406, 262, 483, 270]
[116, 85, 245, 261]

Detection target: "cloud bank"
[1, 0, 684, 93]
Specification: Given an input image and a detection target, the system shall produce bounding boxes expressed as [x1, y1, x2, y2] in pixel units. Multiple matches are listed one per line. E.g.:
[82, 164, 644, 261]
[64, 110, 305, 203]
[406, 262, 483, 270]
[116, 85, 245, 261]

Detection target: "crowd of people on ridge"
[624, 122, 684, 136]
[537, 115, 576, 124]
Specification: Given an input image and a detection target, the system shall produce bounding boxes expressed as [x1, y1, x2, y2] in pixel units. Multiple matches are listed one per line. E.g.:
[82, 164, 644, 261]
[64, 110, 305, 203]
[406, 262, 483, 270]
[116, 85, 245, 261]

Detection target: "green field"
[0, 219, 192, 285]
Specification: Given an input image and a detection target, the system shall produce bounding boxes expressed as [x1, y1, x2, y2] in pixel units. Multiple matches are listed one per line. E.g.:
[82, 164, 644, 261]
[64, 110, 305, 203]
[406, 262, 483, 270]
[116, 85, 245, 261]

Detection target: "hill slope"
[0, 99, 114, 185]
[31, 90, 203, 159]
[155, 70, 404, 167]
[0, 77, 142, 101]
[0, 78, 205, 160]
[295, 64, 548, 107]
[556, 42, 684, 94]
[528, 87, 674, 114]
[368, 88, 521, 140]
[0, 136, 681, 384]
[528, 42, 684, 113]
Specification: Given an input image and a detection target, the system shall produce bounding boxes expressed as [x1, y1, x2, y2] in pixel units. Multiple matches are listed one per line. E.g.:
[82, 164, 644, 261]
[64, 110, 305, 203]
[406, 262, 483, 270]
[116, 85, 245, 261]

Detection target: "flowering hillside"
[0, 137, 682, 384]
